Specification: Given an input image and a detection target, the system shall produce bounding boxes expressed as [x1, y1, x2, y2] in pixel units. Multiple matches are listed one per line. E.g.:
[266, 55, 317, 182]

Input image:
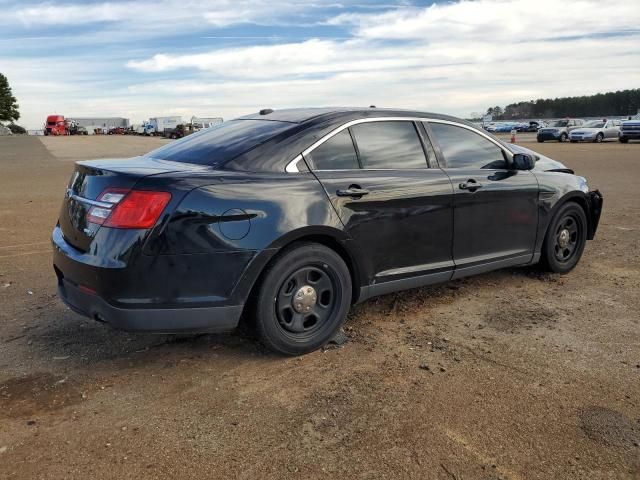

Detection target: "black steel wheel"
[540, 202, 587, 273]
[254, 243, 351, 355]
[276, 266, 338, 335]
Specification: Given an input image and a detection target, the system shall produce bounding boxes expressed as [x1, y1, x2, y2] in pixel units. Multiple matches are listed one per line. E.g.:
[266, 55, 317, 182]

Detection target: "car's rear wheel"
[595, 133, 604, 143]
[619, 137, 628, 143]
[559, 133, 568, 142]
[540, 202, 587, 274]
[254, 243, 352, 355]
[537, 138, 544, 143]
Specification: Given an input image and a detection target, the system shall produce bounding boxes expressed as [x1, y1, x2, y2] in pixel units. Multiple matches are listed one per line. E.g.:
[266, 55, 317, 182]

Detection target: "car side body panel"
[51, 108, 603, 335]
[148, 171, 357, 306]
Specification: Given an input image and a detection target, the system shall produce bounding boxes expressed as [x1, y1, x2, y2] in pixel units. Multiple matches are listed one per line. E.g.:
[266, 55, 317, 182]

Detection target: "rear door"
[425, 121, 539, 278]
[307, 120, 454, 288]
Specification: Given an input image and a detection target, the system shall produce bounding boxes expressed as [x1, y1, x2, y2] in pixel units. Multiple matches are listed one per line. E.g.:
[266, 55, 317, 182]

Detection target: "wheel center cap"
[558, 229, 570, 248]
[292, 285, 317, 313]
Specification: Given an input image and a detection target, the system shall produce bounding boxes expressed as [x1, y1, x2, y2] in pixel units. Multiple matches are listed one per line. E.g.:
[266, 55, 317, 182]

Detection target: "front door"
[605, 121, 619, 139]
[306, 121, 454, 288]
[426, 121, 539, 278]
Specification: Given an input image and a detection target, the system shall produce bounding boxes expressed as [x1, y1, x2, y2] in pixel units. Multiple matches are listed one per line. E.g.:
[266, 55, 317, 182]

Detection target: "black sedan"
[53, 108, 602, 355]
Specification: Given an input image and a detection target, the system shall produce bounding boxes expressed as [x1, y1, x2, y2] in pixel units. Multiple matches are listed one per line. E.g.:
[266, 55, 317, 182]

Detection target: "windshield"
[548, 120, 568, 127]
[146, 119, 294, 166]
[583, 120, 605, 128]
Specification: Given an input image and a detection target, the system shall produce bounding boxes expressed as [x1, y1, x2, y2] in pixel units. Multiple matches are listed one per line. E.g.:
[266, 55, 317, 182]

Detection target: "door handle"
[336, 186, 370, 198]
[459, 180, 483, 191]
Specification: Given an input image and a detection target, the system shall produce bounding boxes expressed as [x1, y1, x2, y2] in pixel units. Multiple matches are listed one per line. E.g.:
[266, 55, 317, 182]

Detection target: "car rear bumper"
[52, 225, 246, 333]
[57, 278, 242, 333]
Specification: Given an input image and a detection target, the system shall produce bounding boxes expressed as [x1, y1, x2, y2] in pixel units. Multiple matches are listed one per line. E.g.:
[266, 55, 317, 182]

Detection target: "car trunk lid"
[58, 156, 193, 252]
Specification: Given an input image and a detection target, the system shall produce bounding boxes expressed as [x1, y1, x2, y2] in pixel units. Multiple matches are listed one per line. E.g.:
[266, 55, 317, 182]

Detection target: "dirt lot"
[0, 134, 638, 479]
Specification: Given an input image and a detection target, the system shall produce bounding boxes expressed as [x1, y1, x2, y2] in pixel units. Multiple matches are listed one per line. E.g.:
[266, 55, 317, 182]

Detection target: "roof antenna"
[259, 108, 274, 115]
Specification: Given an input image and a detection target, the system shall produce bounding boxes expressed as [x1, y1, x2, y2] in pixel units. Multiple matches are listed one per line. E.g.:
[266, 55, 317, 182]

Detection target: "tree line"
[484, 89, 640, 120]
[0, 72, 24, 133]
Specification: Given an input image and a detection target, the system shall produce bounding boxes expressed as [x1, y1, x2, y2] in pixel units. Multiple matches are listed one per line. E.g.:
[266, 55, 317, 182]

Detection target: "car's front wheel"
[594, 133, 604, 143]
[559, 133, 568, 142]
[540, 202, 587, 273]
[254, 243, 352, 355]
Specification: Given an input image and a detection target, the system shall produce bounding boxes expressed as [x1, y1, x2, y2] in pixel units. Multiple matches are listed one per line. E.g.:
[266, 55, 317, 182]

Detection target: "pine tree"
[0, 73, 20, 123]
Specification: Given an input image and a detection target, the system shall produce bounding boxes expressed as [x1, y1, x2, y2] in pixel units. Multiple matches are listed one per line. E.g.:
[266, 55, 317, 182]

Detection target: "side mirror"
[512, 153, 535, 170]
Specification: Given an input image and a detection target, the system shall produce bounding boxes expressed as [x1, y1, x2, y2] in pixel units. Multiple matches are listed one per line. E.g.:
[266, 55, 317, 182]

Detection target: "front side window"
[350, 121, 427, 169]
[428, 123, 506, 169]
[306, 129, 359, 170]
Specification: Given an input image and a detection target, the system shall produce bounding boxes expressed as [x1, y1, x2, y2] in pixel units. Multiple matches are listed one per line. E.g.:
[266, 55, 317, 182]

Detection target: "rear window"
[146, 120, 293, 166]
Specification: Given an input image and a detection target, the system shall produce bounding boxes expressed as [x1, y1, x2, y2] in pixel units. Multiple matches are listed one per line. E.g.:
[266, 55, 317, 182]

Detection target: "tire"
[619, 137, 628, 144]
[594, 133, 604, 143]
[570, 140, 577, 143]
[559, 132, 567, 142]
[540, 202, 588, 274]
[253, 243, 352, 355]
[537, 138, 544, 143]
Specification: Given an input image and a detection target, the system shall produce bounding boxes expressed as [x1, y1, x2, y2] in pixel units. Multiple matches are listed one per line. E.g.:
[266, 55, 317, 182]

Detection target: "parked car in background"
[163, 124, 191, 139]
[537, 119, 584, 142]
[619, 116, 640, 143]
[569, 119, 621, 143]
[52, 107, 602, 355]
[525, 121, 545, 132]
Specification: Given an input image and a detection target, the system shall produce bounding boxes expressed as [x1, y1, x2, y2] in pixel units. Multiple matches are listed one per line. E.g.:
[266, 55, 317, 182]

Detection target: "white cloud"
[329, 0, 640, 42]
[4, 0, 640, 129]
[5, 0, 339, 29]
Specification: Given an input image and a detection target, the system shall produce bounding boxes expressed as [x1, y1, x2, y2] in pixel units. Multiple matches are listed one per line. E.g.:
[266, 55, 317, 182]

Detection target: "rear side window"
[350, 121, 427, 169]
[428, 123, 506, 169]
[146, 120, 293, 166]
[306, 129, 359, 170]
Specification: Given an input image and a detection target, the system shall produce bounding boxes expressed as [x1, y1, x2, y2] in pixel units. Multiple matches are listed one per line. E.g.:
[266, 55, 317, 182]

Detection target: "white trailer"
[149, 116, 182, 136]
[190, 116, 223, 131]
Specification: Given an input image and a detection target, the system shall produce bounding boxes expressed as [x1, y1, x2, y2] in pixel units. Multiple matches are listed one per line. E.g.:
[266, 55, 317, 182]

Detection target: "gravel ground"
[0, 134, 638, 479]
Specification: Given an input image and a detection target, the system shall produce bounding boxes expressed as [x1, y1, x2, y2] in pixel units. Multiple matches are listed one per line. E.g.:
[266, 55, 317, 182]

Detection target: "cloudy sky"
[1, 0, 639, 129]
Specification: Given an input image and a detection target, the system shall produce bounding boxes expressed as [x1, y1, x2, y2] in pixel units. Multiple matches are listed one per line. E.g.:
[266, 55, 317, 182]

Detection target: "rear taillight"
[86, 189, 171, 229]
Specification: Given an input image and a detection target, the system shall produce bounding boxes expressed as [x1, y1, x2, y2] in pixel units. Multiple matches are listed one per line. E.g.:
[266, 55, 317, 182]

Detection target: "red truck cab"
[44, 115, 67, 136]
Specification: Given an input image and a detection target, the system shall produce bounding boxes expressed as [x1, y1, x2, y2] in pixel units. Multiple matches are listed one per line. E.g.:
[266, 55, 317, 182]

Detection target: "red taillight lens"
[104, 191, 171, 229]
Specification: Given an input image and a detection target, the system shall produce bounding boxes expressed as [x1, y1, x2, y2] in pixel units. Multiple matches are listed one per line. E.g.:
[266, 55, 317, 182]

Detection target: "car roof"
[237, 107, 467, 125]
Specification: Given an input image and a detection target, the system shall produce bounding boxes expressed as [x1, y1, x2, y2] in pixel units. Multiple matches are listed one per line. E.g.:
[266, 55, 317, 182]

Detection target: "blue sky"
[1, 0, 639, 129]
